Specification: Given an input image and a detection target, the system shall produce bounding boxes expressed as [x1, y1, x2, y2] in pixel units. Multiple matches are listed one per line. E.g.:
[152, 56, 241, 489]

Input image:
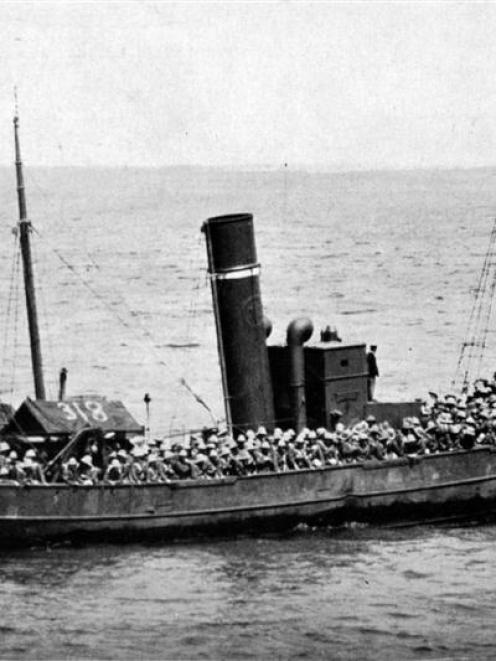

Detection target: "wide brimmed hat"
[129, 435, 146, 446]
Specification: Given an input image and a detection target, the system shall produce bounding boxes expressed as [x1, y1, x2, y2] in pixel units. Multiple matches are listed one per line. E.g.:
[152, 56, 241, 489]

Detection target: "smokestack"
[202, 213, 275, 433]
[287, 318, 314, 432]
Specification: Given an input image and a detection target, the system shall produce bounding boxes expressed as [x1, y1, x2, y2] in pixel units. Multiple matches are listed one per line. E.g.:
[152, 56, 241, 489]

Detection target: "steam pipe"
[202, 213, 275, 433]
[287, 317, 314, 432]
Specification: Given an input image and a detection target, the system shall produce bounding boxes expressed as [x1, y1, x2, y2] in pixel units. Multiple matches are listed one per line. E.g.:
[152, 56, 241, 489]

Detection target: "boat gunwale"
[0, 445, 494, 491]
[0, 445, 493, 493]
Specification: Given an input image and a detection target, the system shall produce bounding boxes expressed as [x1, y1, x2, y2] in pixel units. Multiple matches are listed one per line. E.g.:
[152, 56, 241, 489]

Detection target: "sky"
[2, 1, 496, 169]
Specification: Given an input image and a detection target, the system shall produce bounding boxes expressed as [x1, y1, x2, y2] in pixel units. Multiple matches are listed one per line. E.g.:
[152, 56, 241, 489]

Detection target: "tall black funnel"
[202, 213, 275, 433]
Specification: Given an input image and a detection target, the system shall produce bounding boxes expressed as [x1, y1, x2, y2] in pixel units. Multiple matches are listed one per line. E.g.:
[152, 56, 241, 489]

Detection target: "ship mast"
[14, 113, 46, 400]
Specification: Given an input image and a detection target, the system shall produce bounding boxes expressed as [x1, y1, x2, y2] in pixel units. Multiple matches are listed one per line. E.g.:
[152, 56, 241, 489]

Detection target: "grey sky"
[2, 1, 496, 169]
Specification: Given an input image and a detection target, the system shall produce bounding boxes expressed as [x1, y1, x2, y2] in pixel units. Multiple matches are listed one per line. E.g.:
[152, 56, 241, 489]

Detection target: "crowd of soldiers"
[1, 375, 496, 486]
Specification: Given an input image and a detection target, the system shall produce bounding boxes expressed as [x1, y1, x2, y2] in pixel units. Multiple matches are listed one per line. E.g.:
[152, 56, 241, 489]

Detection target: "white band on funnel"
[212, 265, 261, 280]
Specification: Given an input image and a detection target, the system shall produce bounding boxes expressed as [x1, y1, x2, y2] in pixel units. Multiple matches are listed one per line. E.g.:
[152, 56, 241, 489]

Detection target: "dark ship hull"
[1, 447, 495, 546]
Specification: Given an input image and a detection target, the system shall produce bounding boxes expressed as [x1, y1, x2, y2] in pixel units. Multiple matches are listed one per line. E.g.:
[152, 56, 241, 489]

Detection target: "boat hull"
[1, 447, 496, 546]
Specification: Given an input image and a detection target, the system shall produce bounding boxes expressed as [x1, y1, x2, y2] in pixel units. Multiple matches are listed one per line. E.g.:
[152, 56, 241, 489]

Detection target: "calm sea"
[1, 166, 496, 658]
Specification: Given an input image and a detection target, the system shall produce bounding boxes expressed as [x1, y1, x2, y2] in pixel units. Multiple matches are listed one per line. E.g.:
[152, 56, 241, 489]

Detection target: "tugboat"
[1, 116, 496, 547]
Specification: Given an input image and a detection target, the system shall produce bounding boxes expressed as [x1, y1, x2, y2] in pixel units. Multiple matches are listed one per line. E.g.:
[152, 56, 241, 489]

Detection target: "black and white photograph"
[1, 2, 496, 659]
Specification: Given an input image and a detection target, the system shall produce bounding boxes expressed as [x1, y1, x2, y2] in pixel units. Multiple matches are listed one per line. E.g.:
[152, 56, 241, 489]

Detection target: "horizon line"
[0, 162, 495, 175]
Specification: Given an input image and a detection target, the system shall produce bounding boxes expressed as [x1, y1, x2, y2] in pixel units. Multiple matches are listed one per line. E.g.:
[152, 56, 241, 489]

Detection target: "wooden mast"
[14, 113, 46, 400]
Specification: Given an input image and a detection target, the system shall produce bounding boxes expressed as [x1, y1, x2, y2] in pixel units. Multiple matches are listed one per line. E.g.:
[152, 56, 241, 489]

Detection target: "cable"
[10, 242, 21, 401]
[30, 226, 218, 420]
[1, 231, 21, 386]
[453, 218, 496, 389]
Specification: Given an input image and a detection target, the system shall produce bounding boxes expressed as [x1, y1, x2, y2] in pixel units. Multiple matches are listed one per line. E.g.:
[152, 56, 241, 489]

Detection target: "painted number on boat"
[57, 400, 109, 423]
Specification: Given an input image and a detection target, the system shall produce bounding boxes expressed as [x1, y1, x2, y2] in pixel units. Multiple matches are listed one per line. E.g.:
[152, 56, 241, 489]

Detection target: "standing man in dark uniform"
[367, 345, 379, 401]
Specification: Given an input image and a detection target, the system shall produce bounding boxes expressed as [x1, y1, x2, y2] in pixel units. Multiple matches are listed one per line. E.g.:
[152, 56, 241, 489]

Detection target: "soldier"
[78, 455, 99, 485]
[236, 436, 255, 474]
[250, 439, 267, 472]
[62, 457, 81, 484]
[0, 442, 10, 480]
[367, 345, 379, 401]
[355, 432, 371, 461]
[157, 449, 178, 481]
[0, 441, 10, 474]
[128, 449, 147, 483]
[255, 426, 268, 440]
[320, 432, 340, 465]
[368, 426, 386, 461]
[258, 440, 277, 472]
[293, 436, 312, 469]
[170, 448, 192, 479]
[226, 444, 247, 476]
[23, 448, 47, 484]
[144, 453, 164, 482]
[205, 448, 225, 478]
[116, 448, 132, 481]
[192, 448, 215, 478]
[273, 439, 289, 472]
[218, 446, 232, 473]
[337, 430, 352, 463]
[284, 433, 299, 470]
[307, 431, 325, 467]
[104, 457, 123, 483]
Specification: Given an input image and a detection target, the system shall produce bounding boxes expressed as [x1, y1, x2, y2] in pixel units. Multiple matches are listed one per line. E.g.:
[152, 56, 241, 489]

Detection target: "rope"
[0, 221, 35, 438]
[10, 241, 22, 402]
[465, 223, 496, 381]
[168, 232, 209, 421]
[30, 226, 218, 420]
[453, 218, 496, 389]
[476, 228, 496, 378]
[1, 231, 21, 386]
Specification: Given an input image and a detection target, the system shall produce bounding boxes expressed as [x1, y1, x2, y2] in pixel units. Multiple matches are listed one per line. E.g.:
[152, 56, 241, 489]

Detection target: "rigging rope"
[30, 226, 219, 422]
[453, 218, 496, 390]
[1, 230, 21, 387]
[10, 239, 22, 402]
[168, 231, 211, 422]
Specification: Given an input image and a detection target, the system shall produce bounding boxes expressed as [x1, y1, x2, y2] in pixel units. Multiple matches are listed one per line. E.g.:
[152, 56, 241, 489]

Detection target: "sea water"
[0, 166, 496, 658]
